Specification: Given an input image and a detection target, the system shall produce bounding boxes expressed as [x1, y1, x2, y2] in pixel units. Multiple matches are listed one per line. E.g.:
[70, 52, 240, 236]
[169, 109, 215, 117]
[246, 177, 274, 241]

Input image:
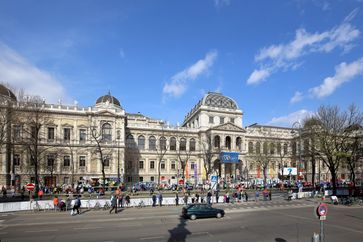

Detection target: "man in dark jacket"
[109, 195, 118, 214]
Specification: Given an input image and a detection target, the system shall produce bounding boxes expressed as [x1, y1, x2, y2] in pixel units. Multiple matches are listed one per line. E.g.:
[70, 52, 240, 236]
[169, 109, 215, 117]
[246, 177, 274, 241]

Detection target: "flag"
[185, 160, 189, 181]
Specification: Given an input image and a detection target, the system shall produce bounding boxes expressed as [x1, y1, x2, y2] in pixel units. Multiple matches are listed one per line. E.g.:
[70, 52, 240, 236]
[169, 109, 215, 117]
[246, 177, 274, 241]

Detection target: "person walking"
[244, 191, 249, 202]
[207, 190, 212, 204]
[109, 195, 118, 214]
[269, 189, 272, 201]
[152, 193, 157, 207]
[175, 192, 179, 206]
[158, 192, 163, 207]
[255, 190, 260, 202]
[53, 196, 59, 211]
[72, 195, 81, 215]
[215, 190, 219, 203]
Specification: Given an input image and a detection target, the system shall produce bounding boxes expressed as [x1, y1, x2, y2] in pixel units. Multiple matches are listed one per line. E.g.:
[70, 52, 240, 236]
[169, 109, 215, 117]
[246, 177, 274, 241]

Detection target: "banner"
[283, 167, 297, 176]
[220, 152, 240, 163]
[185, 160, 189, 180]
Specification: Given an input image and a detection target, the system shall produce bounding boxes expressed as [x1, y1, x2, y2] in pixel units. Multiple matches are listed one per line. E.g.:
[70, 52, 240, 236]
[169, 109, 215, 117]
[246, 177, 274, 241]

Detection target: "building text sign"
[220, 152, 240, 163]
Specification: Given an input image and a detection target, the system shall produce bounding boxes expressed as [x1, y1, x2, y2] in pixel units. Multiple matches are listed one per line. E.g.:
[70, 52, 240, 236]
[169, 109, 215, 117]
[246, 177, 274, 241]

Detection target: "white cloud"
[246, 68, 271, 85]
[309, 57, 363, 98]
[0, 43, 69, 104]
[214, 0, 231, 9]
[290, 91, 303, 104]
[163, 50, 218, 98]
[268, 109, 313, 127]
[247, 13, 360, 85]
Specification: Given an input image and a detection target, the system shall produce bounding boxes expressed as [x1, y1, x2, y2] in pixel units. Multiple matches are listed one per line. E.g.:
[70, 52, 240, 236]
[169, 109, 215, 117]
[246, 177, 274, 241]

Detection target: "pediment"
[210, 122, 246, 132]
[95, 110, 117, 116]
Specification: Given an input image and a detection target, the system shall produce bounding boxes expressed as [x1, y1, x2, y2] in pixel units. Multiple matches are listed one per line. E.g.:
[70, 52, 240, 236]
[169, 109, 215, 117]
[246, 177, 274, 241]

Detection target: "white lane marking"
[25, 229, 58, 233]
[73, 226, 104, 230]
[140, 236, 165, 240]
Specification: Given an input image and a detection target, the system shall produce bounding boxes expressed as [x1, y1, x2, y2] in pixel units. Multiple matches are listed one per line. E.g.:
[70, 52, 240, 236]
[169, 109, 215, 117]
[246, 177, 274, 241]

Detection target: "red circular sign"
[317, 203, 328, 216]
[26, 183, 35, 191]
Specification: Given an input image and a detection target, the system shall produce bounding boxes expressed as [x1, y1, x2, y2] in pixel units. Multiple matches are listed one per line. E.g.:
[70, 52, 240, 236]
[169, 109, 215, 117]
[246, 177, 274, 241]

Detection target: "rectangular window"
[47, 154, 55, 167]
[139, 177, 143, 182]
[139, 161, 144, 169]
[63, 155, 70, 166]
[79, 156, 86, 167]
[48, 127, 55, 140]
[230, 118, 235, 123]
[31, 126, 37, 139]
[191, 162, 195, 170]
[161, 162, 165, 170]
[171, 161, 176, 170]
[13, 125, 21, 140]
[209, 116, 214, 124]
[64, 128, 71, 141]
[64, 177, 69, 184]
[127, 176, 132, 183]
[13, 154, 20, 166]
[150, 160, 155, 169]
[220, 117, 224, 124]
[104, 157, 110, 167]
[79, 129, 86, 142]
[150, 176, 154, 182]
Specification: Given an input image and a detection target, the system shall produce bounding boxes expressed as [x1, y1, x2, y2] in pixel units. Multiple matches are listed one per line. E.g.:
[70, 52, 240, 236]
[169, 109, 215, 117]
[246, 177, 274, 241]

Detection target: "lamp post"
[292, 121, 302, 182]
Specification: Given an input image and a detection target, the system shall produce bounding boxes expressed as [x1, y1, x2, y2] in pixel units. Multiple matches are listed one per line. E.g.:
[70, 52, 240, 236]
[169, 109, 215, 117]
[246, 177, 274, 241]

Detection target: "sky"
[0, 0, 363, 127]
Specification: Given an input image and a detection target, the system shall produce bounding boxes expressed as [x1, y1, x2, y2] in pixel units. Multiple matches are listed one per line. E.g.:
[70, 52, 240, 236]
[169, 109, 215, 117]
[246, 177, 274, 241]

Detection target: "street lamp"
[292, 121, 302, 182]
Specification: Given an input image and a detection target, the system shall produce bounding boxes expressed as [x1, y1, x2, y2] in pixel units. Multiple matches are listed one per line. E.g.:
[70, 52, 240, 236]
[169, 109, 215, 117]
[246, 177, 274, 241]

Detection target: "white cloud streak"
[290, 91, 303, 104]
[0, 43, 70, 104]
[163, 50, 218, 98]
[309, 57, 363, 98]
[268, 109, 313, 127]
[246, 11, 360, 85]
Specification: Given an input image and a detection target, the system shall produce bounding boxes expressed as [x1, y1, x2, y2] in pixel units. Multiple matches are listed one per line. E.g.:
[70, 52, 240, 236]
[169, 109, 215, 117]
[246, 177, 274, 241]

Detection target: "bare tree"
[176, 137, 193, 185]
[200, 135, 216, 181]
[155, 131, 168, 187]
[253, 141, 273, 187]
[17, 96, 53, 195]
[303, 104, 363, 195]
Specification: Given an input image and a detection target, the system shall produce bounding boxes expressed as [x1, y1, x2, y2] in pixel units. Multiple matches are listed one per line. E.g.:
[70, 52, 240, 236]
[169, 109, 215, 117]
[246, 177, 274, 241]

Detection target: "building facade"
[1, 84, 358, 189]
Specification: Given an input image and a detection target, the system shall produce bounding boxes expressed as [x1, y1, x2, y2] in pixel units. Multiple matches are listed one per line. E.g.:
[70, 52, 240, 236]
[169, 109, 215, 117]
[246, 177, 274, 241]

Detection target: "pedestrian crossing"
[216, 200, 314, 212]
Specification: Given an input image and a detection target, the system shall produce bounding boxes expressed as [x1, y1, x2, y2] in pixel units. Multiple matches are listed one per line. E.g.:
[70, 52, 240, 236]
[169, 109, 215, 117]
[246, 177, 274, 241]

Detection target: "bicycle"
[31, 200, 41, 212]
[137, 200, 145, 208]
[103, 201, 111, 210]
[94, 201, 102, 210]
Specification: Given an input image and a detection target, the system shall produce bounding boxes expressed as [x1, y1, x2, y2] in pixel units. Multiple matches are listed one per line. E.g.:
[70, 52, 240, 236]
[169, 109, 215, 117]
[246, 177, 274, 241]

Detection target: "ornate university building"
[0, 84, 339, 188]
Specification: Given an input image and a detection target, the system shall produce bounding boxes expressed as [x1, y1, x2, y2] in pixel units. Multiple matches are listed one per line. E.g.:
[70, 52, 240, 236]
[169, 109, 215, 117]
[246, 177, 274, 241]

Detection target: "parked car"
[182, 204, 225, 220]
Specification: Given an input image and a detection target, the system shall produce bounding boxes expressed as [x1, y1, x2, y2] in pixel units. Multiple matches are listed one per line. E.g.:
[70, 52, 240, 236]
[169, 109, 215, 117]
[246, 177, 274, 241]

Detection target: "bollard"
[312, 233, 319, 242]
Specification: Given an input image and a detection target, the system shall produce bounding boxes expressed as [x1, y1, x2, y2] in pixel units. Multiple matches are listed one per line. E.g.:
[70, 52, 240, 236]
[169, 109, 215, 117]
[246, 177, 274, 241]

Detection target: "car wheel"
[216, 212, 222, 218]
[190, 214, 197, 220]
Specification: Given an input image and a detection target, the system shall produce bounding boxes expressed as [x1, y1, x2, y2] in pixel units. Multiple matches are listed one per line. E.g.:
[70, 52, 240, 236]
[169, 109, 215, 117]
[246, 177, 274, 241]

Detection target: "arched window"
[170, 137, 176, 151]
[256, 142, 261, 154]
[126, 135, 135, 148]
[138, 135, 145, 150]
[160, 136, 167, 150]
[236, 137, 242, 150]
[303, 139, 309, 154]
[248, 141, 253, 153]
[102, 123, 112, 141]
[292, 141, 297, 155]
[283, 143, 288, 155]
[225, 136, 231, 150]
[263, 142, 268, 154]
[149, 136, 156, 150]
[214, 135, 220, 148]
[189, 138, 196, 151]
[277, 143, 282, 155]
[180, 138, 186, 151]
[270, 143, 275, 155]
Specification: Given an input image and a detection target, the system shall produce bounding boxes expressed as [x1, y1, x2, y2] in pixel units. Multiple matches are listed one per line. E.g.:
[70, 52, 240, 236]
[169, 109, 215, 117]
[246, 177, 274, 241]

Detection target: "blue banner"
[220, 152, 240, 163]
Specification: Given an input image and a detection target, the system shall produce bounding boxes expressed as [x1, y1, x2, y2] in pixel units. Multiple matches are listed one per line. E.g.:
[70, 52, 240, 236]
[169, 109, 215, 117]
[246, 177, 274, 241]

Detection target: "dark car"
[182, 204, 225, 220]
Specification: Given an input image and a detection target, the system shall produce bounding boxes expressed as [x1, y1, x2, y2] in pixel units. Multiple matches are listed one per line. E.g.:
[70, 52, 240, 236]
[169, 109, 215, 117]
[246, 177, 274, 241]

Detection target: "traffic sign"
[317, 203, 328, 217]
[211, 176, 218, 182]
[26, 183, 35, 191]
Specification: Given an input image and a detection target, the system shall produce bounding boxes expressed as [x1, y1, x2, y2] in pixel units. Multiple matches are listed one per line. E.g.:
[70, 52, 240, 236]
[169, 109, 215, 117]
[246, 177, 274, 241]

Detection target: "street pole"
[117, 141, 120, 184]
[292, 121, 302, 183]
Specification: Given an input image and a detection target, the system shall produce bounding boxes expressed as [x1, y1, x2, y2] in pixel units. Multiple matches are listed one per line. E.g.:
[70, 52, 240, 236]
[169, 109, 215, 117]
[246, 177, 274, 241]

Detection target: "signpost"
[315, 203, 328, 242]
[26, 183, 35, 192]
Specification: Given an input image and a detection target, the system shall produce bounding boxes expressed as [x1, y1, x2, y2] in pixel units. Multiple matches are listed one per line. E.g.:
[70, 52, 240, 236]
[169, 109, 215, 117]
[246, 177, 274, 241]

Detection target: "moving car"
[182, 204, 225, 220]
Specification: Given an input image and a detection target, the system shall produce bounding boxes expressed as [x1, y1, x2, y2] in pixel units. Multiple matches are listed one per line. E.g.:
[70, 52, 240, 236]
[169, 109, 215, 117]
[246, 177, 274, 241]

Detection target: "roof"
[96, 92, 121, 108]
[0, 84, 17, 102]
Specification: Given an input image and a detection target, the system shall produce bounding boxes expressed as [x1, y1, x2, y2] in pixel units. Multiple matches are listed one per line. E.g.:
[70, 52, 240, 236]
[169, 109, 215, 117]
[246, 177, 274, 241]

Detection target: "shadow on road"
[275, 238, 287, 242]
[167, 216, 191, 242]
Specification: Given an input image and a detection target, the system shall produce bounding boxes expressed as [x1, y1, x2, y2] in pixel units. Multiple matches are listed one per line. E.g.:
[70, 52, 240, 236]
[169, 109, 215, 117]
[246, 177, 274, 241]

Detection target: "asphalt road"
[0, 198, 362, 242]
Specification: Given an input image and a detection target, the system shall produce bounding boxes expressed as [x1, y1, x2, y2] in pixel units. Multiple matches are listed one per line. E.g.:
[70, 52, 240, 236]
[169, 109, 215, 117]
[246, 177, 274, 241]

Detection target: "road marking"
[73, 226, 104, 230]
[140, 236, 165, 240]
[192, 231, 213, 237]
[25, 229, 58, 233]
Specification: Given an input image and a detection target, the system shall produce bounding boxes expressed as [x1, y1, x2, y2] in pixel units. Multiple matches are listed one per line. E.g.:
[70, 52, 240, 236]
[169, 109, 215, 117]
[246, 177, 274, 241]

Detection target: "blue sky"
[1, 0, 363, 127]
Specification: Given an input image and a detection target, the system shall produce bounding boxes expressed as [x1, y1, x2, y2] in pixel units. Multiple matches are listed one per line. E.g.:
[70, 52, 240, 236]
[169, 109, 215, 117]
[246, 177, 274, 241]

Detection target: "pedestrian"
[269, 189, 272, 201]
[207, 190, 212, 204]
[109, 195, 118, 214]
[244, 191, 248, 202]
[255, 190, 260, 202]
[72, 195, 81, 215]
[119, 194, 124, 208]
[38, 189, 44, 200]
[215, 190, 219, 203]
[152, 193, 157, 207]
[158, 192, 163, 207]
[53, 195, 59, 210]
[195, 193, 200, 203]
[2, 186, 7, 198]
[183, 194, 188, 205]
[175, 193, 179, 206]
[125, 194, 131, 207]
